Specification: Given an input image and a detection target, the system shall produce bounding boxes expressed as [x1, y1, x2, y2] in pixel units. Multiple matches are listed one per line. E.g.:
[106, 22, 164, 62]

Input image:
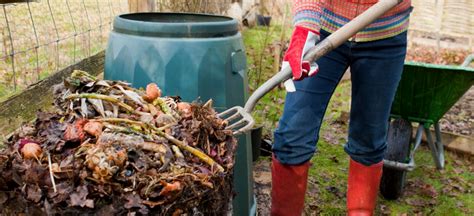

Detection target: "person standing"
[271, 0, 412, 215]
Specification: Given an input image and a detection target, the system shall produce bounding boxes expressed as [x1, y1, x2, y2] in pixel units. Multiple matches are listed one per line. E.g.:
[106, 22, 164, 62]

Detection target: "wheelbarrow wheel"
[380, 118, 412, 200]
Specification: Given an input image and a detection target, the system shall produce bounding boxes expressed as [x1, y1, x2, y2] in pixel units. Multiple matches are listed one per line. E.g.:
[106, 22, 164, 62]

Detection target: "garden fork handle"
[243, 0, 403, 113]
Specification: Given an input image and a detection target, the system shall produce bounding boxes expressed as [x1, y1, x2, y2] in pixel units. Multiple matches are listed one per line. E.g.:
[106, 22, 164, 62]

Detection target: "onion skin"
[21, 143, 42, 159]
[64, 119, 88, 142]
[19, 138, 38, 149]
[84, 121, 104, 137]
[143, 83, 161, 102]
[177, 102, 192, 118]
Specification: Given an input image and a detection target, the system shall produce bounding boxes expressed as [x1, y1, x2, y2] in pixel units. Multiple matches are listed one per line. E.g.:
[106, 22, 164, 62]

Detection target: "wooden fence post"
[128, 0, 155, 12]
[435, 0, 444, 53]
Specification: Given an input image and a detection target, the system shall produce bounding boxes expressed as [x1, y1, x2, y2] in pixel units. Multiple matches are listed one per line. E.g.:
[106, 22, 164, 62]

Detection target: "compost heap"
[0, 71, 237, 215]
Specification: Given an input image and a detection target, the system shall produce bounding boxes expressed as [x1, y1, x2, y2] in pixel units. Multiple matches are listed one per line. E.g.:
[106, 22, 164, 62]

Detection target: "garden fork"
[219, 0, 404, 135]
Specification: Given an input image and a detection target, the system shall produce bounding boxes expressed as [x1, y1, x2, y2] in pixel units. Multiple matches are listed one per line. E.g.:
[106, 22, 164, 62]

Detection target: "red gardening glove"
[283, 26, 320, 81]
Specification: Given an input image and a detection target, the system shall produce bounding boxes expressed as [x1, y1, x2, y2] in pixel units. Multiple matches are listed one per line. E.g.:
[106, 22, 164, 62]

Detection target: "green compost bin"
[104, 13, 256, 215]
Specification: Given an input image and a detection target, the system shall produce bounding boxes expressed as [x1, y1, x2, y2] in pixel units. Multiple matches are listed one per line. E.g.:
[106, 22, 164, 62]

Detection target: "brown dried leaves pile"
[0, 70, 237, 215]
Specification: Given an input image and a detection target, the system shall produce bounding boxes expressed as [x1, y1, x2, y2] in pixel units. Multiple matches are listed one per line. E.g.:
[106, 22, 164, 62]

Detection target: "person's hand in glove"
[283, 26, 320, 81]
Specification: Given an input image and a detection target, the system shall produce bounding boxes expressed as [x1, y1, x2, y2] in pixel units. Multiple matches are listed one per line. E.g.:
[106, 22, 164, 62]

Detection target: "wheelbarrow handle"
[243, 0, 403, 113]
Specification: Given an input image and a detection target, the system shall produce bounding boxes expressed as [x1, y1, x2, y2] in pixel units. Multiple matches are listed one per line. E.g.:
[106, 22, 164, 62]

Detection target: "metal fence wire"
[0, 0, 129, 100]
[0, 0, 235, 101]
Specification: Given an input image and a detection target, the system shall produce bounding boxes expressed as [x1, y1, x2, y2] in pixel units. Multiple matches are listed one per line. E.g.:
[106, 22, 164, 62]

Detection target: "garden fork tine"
[219, 0, 402, 135]
[218, 106, 254, 135]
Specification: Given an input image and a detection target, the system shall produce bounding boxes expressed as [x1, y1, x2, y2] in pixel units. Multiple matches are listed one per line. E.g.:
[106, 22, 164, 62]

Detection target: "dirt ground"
[253, 159, 272, 215]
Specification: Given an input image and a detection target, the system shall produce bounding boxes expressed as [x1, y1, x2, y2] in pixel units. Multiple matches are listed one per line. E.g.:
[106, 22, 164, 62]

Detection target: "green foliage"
[243, 25, 291, 136]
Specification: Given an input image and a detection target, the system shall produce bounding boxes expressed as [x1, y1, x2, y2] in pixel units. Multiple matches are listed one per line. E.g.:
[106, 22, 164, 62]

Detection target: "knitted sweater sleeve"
[293, 0, 322, 33]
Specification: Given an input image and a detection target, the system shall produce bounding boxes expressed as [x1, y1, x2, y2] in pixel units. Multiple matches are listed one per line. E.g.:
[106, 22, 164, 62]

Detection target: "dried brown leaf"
[26, 184, 42, 203]
[405, 198, 426, 207]
[70, 185, 94, 208]
[124, 193, 143, 209]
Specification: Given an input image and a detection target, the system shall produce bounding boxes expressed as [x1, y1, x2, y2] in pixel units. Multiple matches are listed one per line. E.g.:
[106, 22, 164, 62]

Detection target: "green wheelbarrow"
[380, 54, 474, 200]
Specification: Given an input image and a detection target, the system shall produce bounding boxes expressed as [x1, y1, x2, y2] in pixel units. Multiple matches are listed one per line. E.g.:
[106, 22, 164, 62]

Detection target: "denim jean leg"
[345, 32, 408, 166]
[273, 32, 349, 165]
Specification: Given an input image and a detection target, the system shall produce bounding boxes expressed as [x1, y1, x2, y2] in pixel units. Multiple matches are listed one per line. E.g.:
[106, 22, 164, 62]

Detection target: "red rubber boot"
[271, 156, 310, 216]
[347, 159, 383, 216]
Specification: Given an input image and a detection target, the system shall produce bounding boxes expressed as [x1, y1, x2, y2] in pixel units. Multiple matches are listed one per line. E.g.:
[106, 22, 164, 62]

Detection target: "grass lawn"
[244, 26, 474, 215]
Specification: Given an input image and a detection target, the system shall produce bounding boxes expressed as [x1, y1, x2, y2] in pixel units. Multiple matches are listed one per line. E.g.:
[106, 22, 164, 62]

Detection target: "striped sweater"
[294, 0, 412, 42]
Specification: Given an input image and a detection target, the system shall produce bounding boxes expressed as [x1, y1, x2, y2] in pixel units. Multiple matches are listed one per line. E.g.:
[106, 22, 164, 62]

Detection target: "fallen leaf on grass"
[335, 111, 349, 125]
[404, 179, 439, 199]
[453, 167, 464, 175]
[322, 132, 339, 145]
[330, 156, 339, 164]
[441, 176, 471, 197]
[420, 183, 438, 198]
[325, 186, 344, 198]
[307, 179, 319, 196]
[379, 204, 391, 215]
[405, 198, 426, 207]
[305, 203, 320, 215]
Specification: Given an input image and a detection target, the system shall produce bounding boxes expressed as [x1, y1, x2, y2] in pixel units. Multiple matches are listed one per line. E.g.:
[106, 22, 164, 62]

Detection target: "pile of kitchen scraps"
[0, 71, 237, 215]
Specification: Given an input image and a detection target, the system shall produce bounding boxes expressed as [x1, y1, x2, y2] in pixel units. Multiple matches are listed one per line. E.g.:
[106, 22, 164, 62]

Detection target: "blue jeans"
[273, 30, 407, 166]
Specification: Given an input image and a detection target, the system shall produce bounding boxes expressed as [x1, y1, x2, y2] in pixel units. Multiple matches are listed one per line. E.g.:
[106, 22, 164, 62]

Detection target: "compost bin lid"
[113, 12, 239, 38]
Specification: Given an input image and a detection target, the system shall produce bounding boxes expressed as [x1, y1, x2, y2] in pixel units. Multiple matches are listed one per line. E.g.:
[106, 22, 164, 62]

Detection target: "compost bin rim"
[113, 12, 239, 38]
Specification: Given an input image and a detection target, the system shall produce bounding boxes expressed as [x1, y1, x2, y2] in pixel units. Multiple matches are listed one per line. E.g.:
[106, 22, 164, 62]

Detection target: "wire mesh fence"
[0, 0, 129, 101]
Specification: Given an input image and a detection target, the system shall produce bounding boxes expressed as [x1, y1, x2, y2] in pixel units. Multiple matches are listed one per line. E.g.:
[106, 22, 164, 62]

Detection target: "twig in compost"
[144, 177, 160, 196]
[103, 123, 153, 139]
[203, 99, 213, 108]
[94, 118, 145, 126]
[171, 145, 184, 159]
[94, 118, 148, 133]
[65, 93, 139, 115]
[154, 130, 225, 173]
[157, 122, 176, 131]
[95, 118, 225, 172]
[47, 152, 57, 193]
